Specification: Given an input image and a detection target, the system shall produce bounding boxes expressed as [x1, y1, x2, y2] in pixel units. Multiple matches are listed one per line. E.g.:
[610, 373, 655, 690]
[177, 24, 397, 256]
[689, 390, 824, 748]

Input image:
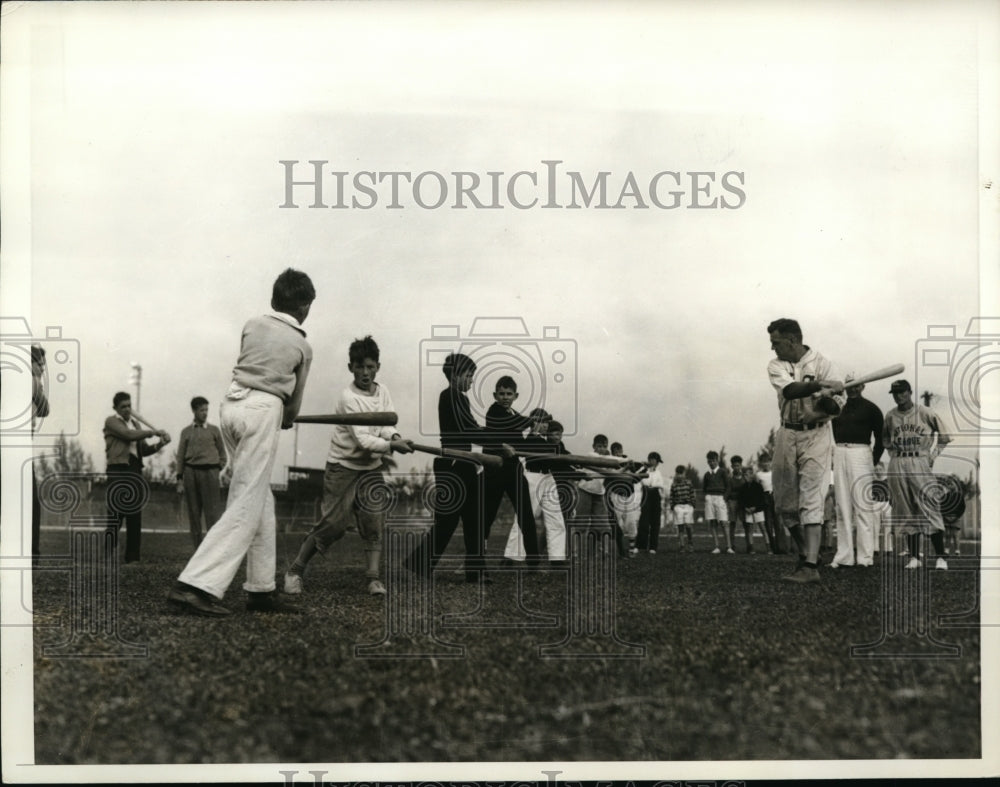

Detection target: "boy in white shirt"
[284, 336, 413, 596]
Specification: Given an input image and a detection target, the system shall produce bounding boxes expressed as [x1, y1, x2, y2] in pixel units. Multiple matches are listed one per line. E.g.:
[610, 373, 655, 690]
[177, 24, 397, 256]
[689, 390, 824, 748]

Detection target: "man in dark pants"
[103, 392, 170, 564]
[31, 344, 50, 568]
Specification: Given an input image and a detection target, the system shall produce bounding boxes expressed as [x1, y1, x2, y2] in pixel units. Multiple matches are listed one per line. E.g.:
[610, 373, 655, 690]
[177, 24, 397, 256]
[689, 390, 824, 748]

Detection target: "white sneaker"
[283, 572, 303, 594]
[935, 557, 948, 570]
[649, 549, 656, 555]
[712, 547, 721, 554]
[904, 557, 922, 569]
[367, 579, 387, 595]
[726, 548, 735, 554]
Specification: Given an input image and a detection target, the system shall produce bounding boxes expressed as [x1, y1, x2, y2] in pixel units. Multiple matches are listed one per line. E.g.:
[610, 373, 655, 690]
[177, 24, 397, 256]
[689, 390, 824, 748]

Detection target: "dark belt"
[185, 463, 221, 470]
[782, 421, 826, 432]
[895, 452, 924, 458]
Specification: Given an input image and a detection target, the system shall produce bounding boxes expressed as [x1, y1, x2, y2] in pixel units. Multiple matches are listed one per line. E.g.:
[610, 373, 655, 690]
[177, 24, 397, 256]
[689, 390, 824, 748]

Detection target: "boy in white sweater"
[284, 335, 413, 596]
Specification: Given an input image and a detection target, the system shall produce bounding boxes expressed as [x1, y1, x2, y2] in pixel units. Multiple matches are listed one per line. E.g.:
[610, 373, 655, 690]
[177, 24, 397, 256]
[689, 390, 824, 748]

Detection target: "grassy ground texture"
[31, 521, 981, 764]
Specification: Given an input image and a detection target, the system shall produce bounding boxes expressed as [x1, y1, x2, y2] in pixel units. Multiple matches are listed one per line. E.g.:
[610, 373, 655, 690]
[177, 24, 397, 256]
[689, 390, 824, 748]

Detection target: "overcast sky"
[2, 1, 998, 781]
[7, 2, 989, 484]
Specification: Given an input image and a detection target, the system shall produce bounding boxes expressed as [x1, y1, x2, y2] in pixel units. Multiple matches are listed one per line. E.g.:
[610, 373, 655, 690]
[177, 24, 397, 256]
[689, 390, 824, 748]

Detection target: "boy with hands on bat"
[482, 376, 542, 567]
[405, 352, 512, 584]
[285, 336, 413, 597]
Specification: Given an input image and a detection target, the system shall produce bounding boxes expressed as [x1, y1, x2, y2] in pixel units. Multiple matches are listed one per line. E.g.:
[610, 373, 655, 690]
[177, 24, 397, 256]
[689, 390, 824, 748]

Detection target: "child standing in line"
[175, 396, 227, 550]
[738, 466, 771, 554]
[726, 455, 746, 552]
[670, 464, 696, 552]
[609, 442, 642, 556]
[703, 451, 733, 554]
[755, 454, 781, 554]
[283, 336, 414, 597]
[544, 420, 576, 525]
[168, 268, 315, 617]
[405, 353, 512, 584]
[636, 451, 666, 554]
[575, 434, 626, 558]
[575, 434, 612, 520]
[504, 409, 567, 565]
[481, 375, 541, 566]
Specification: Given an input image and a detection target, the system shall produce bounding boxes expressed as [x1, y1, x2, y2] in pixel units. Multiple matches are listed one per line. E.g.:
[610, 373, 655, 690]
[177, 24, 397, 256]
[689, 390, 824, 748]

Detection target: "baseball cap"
[889, 379, 912, 393]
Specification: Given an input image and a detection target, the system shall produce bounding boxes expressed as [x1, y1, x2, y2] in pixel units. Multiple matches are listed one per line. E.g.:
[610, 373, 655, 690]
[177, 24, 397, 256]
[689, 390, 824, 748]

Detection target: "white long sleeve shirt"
[326, 382, 399, 470]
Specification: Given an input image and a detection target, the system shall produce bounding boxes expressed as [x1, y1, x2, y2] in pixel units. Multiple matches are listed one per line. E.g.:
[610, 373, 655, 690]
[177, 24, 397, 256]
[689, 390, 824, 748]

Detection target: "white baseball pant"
[179, 389, 283, 598]
[832, 444, 878, 566]
[505, 471, 566, 561]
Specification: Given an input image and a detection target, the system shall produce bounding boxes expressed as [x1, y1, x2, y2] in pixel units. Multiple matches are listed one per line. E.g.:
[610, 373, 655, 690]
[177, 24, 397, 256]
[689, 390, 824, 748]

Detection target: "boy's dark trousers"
[482, 458, 539, 559]
[32, 467, 42, 568]
[105, 456, 145, 563]
[635, 487, 662, 551]
[408, 457, 486, 572]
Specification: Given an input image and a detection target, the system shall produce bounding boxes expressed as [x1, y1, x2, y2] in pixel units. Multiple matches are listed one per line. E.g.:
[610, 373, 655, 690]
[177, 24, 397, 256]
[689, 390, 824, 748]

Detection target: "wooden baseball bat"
[410, 443, 504, 468]
[294, 412, 399, 426]
[844, 363, 905, 388]
[131, 411, 160, 432]
[516, 451, 627, 469]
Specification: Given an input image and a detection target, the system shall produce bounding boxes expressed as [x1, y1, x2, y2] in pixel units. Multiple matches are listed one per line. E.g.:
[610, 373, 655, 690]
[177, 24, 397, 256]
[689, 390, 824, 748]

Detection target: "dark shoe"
[246, 591, 301, 614]
[167, 582, 231, 617]
[782, 566, 821, 584]
[464, 570, 493, 585]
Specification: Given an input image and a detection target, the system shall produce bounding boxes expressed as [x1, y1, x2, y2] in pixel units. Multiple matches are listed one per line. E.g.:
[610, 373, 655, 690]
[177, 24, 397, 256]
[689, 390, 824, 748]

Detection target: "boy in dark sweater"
[737, 466, 771, 554]
[481, 376, 540, 566]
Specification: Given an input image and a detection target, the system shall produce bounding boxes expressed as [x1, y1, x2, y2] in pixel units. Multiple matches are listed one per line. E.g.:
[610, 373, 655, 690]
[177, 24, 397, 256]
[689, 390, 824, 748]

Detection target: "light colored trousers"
[832, 444, 878, 566]
[610, 483, 642, 539]
[504, 471, 567, 561]
[773, 424, 832, 527]
[873, 501, 894, 552]
[179, 390, 283, 598]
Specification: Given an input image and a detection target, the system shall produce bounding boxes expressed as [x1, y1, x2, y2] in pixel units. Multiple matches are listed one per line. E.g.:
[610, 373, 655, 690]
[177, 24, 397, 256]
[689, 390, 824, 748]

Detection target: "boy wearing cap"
[882, 379, 952, 569]
[635, 451, 666, 554]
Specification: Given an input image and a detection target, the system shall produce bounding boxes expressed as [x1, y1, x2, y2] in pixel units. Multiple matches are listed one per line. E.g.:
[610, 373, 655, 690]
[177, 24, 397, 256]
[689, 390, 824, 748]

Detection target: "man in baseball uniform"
[829, 375, 885, 568]
[766, 318, 846, 583]
[882, 379, 952, 569]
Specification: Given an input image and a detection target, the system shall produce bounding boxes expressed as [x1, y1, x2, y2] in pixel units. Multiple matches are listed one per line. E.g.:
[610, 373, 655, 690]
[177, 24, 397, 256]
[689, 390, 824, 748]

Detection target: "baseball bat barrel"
[516, 451, 627, 469]
[294, 412, 399, 426]
[845, 363, 905, 388]
[131, 411, 160, 432]
[410, 443, 503, 468]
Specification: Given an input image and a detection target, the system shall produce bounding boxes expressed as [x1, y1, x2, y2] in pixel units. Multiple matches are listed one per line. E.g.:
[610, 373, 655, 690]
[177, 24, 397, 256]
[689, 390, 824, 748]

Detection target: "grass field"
[31, 518, 981, 765]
